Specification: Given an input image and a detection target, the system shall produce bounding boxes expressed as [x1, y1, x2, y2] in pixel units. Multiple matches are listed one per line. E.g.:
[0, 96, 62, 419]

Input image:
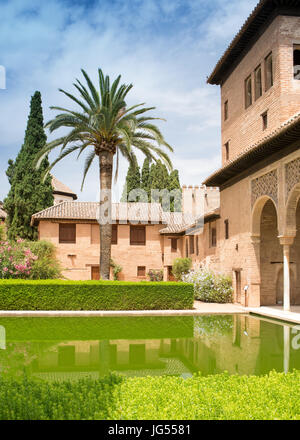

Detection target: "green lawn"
[0, 371, 299, 420]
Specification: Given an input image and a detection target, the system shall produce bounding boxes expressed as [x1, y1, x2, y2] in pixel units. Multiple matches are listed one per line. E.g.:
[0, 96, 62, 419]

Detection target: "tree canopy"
[4, 91, 54, 240]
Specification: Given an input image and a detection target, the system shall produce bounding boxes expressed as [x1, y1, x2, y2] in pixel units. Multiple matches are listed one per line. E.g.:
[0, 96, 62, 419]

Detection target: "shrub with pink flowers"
[0, 239, 37, 279]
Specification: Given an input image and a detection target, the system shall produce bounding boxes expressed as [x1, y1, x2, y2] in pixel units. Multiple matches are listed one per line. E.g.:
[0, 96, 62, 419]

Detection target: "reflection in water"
[0, 315, 299, 381]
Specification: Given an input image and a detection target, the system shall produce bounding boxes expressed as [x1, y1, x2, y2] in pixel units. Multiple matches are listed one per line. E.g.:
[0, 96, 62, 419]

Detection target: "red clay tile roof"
[51, 176, 77, 200]
[31, 202, 166, 226]
[208, 0, 300, 85]
[203, 112, 300, 187]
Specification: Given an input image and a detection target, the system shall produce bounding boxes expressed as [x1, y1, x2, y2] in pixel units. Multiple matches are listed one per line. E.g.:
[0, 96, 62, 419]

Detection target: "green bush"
[172, 258, 192, 281]
[182, 269, 233, 303]
[0, 371, 299, 420]
[112, 371, 300, 420]
[0, 375, 121, 420]
[110, 259, 122, 281]
[26, 241, 62, 280]
[0, 224, 5, 241]
[0, 280, 194, 311]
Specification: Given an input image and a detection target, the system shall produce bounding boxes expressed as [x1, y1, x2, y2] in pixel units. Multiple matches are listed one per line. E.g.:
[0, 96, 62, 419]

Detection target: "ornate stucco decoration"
[285, 158, 300, 202]
[251, 169, 278, 208]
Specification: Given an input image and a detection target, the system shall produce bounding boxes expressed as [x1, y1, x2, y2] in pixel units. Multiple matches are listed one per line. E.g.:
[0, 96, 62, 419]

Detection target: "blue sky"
[0, 0, 258, 202]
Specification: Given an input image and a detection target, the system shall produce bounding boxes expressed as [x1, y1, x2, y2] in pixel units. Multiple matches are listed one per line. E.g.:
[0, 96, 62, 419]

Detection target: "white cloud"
[0, 0, 256, 202]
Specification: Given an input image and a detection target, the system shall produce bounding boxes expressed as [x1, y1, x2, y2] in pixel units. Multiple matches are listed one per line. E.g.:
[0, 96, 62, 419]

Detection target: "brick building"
[201, 0, 300, 310]
[31, 187, 218, 282]
[31, 0, 300, 310]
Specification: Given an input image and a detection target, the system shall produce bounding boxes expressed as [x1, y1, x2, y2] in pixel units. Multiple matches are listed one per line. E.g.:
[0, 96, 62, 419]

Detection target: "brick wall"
[38, 221, 164, 281]
[221, 15, 300, 164]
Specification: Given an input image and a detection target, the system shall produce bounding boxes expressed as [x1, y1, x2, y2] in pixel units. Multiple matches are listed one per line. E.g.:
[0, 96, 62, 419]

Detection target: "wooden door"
[91, 266, 100, 280]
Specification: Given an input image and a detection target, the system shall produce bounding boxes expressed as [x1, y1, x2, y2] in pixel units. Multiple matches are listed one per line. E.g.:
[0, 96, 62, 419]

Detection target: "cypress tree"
[168, 169, 182, 212]
[141, 158, 151, 201]
[4, 91, 54, 241]
[121, 157, 141, 202]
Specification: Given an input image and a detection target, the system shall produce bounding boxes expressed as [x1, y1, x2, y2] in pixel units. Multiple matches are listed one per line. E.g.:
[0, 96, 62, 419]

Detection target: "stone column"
[279, 237, 295, 312]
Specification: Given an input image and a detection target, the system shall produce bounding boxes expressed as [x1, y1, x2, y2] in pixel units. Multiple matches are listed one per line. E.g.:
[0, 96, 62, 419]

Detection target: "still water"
[0, 314, 299, 380]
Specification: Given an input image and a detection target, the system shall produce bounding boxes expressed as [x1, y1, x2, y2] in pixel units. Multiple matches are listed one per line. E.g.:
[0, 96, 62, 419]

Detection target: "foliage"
[121, 157, 143, 202]
[0, 240, 61, 280]
[110, 259, 123, 281]
[25, 240, 62, 280]
[168, 169, 181, 212]
[0, 240, 37, 279]
[0, 280, 194, 311]
[172, 258, 192, 281]
[111, 371, 300, 420]
[182, 268, 233, 303]
[147, 269, 163, 282]
[0, 374, 121, 420]
[121, 158, 181, 210]
[0, 371, 299, 420]
[35, 69, 173, 280]
[141, 157, 151, 197]
[4, 92, 54, 241]
[0, 224, 5, 241]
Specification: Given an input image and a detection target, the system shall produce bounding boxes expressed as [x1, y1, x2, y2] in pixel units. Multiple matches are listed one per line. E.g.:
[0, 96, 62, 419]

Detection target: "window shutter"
[59, 223, 76, 244]
[130, 226, 146, 245]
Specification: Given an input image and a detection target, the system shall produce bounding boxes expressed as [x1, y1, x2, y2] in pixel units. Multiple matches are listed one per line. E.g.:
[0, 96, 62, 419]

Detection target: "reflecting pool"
[0, 314, 299, 381]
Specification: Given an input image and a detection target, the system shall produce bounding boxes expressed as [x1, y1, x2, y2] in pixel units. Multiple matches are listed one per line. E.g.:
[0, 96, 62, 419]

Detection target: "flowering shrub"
[0, 239, 37, 279]
[0, 240, 62, 280]
[182, 268, 233, 303]
[148, 269, 163, 282]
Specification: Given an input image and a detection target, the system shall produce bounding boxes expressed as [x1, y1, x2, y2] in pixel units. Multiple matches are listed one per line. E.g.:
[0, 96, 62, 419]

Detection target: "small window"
[189, 236, 195, 255]
[210, 222, 217, 248]
[171, 238, 178, 252]
[262, 111, 268, 130]
[265, 53, 273, 91]
[137, 266, 146, 277]
[112, 224, 118, 245]
[245, 75, 252, 108]
[293, 45, 300, 79]
[130, 225, 146, 245]
[59, 223, 76, 244]
[196, 236, 199, 256]
[254, 65, 262, 100]
[225, 142, 230, 161]
[224, 219, 229, 240]
[186, 240, 189, 258]
[224, 100, 229, 121]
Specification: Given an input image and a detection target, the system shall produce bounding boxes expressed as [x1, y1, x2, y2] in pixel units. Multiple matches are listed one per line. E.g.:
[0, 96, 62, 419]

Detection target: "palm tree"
[36, 69, 173, 280]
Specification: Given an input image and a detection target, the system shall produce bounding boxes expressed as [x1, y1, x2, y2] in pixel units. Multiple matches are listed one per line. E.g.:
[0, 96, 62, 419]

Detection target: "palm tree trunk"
[99, 151, 113, 280]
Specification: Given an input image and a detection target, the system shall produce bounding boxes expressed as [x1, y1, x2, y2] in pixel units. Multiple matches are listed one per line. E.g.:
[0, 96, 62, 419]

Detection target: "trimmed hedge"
[0, 371, 299, 420]
[0, 280, 193, 311]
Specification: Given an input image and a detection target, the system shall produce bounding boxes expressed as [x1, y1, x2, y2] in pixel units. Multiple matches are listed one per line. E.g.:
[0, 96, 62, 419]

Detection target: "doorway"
[91, 266, 100, 280]
[235, 270, 242, 304]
